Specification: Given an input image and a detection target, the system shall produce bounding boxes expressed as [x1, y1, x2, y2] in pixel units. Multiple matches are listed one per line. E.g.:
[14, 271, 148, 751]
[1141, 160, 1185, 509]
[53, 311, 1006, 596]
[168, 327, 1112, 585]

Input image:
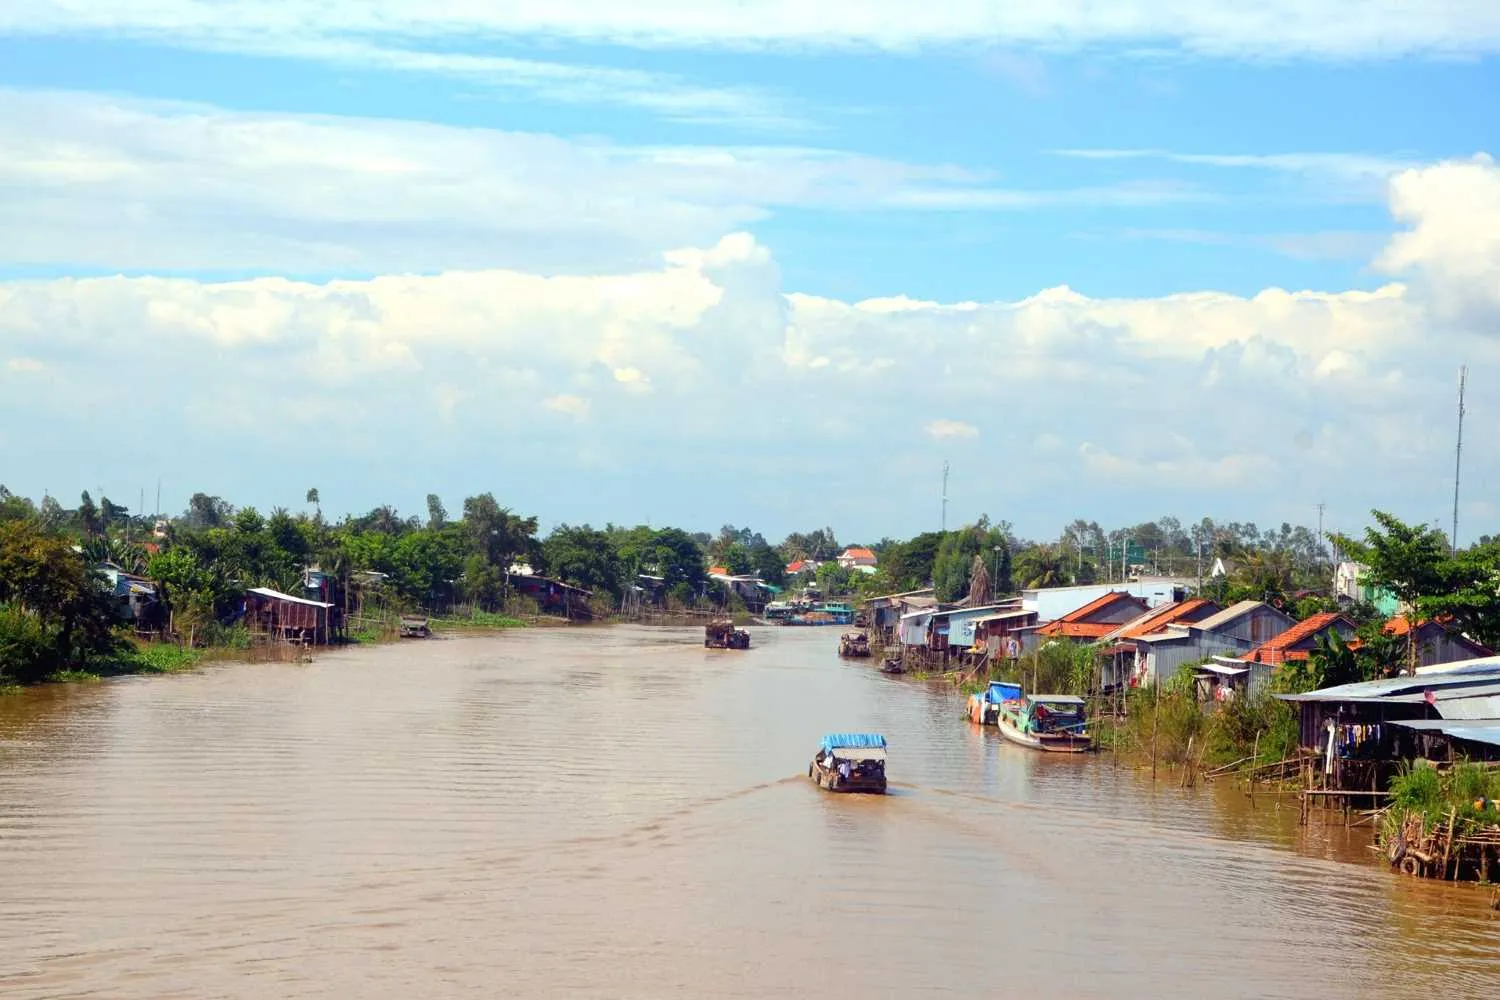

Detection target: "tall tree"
[543, 525, 624, 598]
[77, 491, 100, 537]
[426, 494, 447, 530]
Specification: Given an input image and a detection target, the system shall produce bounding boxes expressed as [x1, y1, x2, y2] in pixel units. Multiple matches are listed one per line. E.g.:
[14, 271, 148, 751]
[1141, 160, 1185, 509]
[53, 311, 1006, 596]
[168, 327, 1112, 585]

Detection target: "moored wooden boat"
[996, 694, 1093, 752]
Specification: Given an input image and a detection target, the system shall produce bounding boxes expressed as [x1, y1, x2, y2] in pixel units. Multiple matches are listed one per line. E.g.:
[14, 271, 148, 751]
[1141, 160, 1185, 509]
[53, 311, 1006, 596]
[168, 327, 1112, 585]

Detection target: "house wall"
[1413, 627, 1489, 668]
[1201, 606, 1295, 647]
[899, 613, 932, 647]
[1142, 638, 1206, 686]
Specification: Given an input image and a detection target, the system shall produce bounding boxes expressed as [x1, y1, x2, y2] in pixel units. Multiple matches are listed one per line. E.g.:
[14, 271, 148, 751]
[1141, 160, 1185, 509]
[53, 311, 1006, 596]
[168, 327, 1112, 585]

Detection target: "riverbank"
[1377, 760, 1500, 883]
[1, 608, 544, 692]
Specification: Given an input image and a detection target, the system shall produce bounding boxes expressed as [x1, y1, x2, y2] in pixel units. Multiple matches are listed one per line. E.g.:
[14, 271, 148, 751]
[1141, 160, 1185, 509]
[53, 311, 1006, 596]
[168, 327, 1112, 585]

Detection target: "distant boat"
[838, 632, 871, 657]
[399, 615, 430, 638]
[996, 693, 1093, 753]
[705, 619, 751, 650]
[772, 600, 855, 626]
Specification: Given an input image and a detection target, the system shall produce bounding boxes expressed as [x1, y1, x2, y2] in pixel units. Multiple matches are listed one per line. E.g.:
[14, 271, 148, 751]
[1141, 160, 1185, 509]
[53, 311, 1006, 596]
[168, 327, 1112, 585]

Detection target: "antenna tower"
[1452, 365, 1467, 551]
[940, 460, 949, 534]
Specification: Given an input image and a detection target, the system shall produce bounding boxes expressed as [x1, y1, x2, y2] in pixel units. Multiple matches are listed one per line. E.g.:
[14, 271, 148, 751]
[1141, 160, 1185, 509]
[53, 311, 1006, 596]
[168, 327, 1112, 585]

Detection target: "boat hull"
[996, 715, 1092, 753]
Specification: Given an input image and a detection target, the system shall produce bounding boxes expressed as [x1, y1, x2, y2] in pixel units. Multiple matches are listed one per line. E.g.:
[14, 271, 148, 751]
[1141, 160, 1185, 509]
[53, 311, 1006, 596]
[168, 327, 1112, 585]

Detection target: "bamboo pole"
[1442, 807, 1457, 881]
[1150, 681, 1160, 783]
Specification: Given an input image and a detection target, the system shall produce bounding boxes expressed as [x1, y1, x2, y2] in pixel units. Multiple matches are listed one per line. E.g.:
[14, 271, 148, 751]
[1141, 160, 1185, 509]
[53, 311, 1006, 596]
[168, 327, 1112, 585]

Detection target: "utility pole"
[940, 460, 949, 534]
[1195, 525, 1202, 594]
[1453, 365, 1467, 553]
[1316, 502, 1326, 578]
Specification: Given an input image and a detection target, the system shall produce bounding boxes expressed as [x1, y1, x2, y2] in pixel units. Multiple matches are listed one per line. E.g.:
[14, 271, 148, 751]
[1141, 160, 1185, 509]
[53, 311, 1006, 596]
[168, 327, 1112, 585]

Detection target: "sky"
[1, 2, 1499, 546]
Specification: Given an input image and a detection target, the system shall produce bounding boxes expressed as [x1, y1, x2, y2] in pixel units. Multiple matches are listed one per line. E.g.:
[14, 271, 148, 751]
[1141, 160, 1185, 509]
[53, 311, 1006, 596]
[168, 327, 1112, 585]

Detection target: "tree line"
[4, 481, 1498, 686]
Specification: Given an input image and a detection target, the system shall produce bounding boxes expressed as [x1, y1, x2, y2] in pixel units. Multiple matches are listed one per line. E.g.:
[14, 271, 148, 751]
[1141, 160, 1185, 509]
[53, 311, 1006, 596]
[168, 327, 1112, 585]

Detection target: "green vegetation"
[1334, 510, 1500, 651]
[1380, 759, 1500, 859]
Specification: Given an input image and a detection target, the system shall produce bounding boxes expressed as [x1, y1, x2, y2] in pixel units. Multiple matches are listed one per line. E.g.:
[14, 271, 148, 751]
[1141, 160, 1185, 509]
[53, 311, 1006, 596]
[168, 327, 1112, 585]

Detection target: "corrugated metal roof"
[820, 733, 887, 750]
[247, 586, 333, 609]
[1389, 720, 1500, 748]
[1436, 694, 1500, 721]
[1198, 662, 1250, 676]
[1277, 673, 1500, 703]
[972, 609, 1036, 623]
[1416, 655, 1500, 675]
[1189, 600, 1268, 633]
[931, 603, 1020, 621]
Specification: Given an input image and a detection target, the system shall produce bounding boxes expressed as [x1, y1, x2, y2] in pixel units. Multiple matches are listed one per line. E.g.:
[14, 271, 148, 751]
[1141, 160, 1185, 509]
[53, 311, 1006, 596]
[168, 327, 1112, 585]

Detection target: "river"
[1, 625, 1496, 998]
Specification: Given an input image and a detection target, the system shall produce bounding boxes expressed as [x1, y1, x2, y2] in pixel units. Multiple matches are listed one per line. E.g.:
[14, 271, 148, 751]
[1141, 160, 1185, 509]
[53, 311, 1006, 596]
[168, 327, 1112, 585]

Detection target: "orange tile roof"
[1110, 598, 1218, 642]
[1241, 612, 1353, 666]
[1039, 621, 1120, 639]
[1058, 590, 1146, 623]
[1038, 591, 1150, 638]
[841, 547, 877, 561]
[708, 565, 728, 577]
[1381, 615, 1493, 656]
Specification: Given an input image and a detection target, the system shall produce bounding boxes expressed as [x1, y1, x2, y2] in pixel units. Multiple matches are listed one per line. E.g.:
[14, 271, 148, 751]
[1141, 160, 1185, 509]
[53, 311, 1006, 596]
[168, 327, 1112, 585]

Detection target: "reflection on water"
[1, 626, 1495, 998]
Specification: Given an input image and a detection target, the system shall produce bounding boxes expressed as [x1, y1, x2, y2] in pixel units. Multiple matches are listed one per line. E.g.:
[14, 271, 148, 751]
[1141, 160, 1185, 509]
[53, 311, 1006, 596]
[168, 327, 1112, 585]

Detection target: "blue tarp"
[987, 681, 1023, 703]
[820, 732, 887, 751]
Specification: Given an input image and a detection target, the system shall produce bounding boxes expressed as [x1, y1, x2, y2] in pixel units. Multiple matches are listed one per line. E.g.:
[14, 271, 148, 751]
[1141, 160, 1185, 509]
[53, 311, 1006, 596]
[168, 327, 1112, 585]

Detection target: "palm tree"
[1017, 544, 1068, 589]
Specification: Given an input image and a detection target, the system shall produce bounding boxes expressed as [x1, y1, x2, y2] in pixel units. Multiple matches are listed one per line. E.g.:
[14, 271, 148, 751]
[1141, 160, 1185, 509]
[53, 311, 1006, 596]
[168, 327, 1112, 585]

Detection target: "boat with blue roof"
[809, 733, 888, 793]
[996, 693, 1093, 753]
[966, 680, 1022, 725]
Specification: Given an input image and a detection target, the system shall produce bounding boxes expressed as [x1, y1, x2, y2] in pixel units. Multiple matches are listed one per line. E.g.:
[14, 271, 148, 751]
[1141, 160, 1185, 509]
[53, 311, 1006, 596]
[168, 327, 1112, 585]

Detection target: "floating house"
[862, 589, 935, 645]
[245, 586, 335, 644]
[507, 572, 595, 619]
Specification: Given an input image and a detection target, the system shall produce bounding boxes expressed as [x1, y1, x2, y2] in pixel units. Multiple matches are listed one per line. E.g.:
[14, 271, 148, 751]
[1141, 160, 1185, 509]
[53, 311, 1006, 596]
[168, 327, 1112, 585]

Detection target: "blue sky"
[1, 3, 1499, 546]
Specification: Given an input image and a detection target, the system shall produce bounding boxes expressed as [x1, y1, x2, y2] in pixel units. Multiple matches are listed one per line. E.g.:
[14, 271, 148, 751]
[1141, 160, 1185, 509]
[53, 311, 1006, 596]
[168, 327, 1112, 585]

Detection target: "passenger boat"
[996, 693, 1093, 752]
[399, 615, 430, 638]
[704, 619, 751, 649]
[966, 680, 1022, 726]
[768, 600, 855, 626]
[809, 733, 888, 793]
[837, 632, 871, 657]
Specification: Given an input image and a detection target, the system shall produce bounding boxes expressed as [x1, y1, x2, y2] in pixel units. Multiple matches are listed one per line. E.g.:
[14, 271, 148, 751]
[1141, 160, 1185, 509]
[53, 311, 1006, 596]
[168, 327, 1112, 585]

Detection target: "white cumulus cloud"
[0, 89, 1207, 276]
[926, 420, 979, 440]
[3, 142, 1500, 538]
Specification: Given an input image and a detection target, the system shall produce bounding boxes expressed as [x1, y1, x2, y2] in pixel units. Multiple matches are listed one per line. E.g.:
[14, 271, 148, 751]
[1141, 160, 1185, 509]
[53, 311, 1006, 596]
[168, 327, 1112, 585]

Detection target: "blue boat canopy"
[820, 732, 887, 751]
[988, 681, 1023, 702]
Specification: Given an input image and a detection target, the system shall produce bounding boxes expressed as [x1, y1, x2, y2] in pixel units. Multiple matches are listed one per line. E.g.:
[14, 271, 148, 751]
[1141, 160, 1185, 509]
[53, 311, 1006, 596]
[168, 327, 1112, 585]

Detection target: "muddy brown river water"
[1, 625, 1496, 998]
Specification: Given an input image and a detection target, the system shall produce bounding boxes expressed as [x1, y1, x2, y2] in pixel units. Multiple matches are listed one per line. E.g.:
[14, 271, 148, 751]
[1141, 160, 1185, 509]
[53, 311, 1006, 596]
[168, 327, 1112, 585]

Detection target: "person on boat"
[838, 758, 851, 782]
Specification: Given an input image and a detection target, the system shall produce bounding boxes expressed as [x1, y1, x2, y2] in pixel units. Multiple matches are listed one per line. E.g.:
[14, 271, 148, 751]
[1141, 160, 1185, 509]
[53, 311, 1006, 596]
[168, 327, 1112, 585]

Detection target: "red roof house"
[1037, 591, 1152, 640]
[1378, 615, 1492, 668]
[837, 546, 877, 569]
[1240, 612, 1357, 666]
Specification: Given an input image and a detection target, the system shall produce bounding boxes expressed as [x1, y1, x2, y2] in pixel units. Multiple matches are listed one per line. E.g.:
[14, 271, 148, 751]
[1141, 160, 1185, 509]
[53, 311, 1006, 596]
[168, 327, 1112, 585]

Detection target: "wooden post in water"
[1248, 731, 1260, 808]
[1150, 684, 1162, 780]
